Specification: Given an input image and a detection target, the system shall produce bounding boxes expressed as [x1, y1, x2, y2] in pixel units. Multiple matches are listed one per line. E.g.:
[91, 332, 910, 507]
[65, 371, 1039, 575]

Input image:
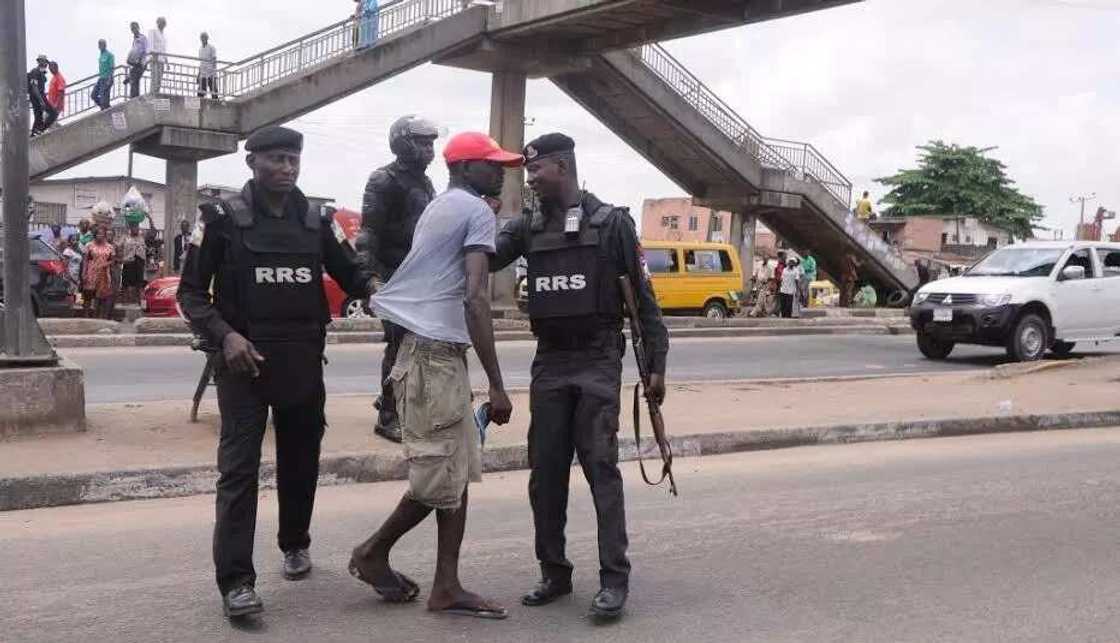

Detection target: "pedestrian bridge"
[18, 0, 915, 294]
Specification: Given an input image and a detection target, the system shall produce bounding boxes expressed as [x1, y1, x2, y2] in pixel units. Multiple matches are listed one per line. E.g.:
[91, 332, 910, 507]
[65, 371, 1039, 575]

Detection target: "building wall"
[640, 197, 733, 243]
[639, 196, 780, 258]
[29, 178, 167, 226]
[31, 178, 336, 228]
[897, 217, 943, 253]
[939, 217, 1012, 247]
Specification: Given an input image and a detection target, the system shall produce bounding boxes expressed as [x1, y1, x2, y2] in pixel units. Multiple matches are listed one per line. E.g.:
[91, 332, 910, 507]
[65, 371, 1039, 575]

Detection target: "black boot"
[521, 577, 573, 606]
[374, 418, 402, 443]
[282, 548, 312, 580]
[222, 584, 264, 618]
[590, 587, 628, 619]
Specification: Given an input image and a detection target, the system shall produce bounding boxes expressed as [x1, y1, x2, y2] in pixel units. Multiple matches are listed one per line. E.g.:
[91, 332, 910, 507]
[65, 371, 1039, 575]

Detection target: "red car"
[142, 208, 372, 319]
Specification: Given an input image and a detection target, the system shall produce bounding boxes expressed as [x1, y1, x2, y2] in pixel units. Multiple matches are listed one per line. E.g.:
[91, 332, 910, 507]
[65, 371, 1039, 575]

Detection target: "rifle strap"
[632, 382, 678, 496]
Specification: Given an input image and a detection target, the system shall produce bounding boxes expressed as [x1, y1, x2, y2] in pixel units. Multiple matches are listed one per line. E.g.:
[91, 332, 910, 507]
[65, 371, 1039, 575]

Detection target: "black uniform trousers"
[30, 97, 55, 134]
[213, 363, 326, 595]
[377, 319, 407, 428]
[528, 333, 630, 590]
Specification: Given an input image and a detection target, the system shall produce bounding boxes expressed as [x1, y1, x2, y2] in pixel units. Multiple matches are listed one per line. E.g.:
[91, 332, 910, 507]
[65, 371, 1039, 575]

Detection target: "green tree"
[876, 141, 1043, 239]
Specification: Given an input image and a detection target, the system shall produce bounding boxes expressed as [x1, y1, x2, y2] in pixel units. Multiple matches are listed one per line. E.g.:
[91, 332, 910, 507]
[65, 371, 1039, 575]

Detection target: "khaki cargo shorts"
[389, 332, 482, 510]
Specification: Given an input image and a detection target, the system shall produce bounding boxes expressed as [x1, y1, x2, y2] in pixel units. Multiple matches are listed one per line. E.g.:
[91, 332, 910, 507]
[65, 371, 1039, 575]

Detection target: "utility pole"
[1070, 193, 1096, 239]
[1, 0, 58, 365]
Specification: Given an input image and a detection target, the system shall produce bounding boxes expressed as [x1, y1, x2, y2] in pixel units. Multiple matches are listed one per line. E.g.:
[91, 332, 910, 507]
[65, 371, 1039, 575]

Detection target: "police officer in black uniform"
[356, 115, 439, 443]
[491, 133, 669, 620]
[177, 126, 372, 619]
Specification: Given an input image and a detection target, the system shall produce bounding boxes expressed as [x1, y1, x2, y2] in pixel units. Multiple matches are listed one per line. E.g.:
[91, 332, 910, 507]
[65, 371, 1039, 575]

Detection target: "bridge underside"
[489, 0, 862, 52]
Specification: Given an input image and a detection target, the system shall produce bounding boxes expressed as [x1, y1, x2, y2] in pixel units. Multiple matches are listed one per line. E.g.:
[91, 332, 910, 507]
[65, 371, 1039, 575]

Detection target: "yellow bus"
[641, 240, 744, 318]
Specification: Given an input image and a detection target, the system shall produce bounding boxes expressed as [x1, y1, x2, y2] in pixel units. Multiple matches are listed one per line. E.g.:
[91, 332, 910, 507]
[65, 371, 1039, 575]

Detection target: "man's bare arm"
[464, 250, 511, 424]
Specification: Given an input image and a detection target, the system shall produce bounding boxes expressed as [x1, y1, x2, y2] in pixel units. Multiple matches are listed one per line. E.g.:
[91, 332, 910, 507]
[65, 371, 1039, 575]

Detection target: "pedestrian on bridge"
[28, 55, 53, 136]
[357, 0, 379, 49]
[855, 191, 874, 221]
[356, 115, 439, 443]
[148, 17, 168, 94]
[197, 32, 218, 100]
[93, 40, 114, 110]
[47, 61, 66, 126]
[492, 133, 670, 621]
[126, 22, 148, 98]
[177, 126, 374, 619]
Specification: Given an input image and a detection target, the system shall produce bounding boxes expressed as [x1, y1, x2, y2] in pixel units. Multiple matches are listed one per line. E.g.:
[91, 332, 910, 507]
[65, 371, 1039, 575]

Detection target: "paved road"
[5, 429, 1120, 642]
[65, 335, 1120, 405]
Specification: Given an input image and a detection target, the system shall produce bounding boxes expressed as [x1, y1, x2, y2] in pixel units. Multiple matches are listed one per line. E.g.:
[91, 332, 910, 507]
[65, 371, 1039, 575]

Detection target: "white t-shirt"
[198, 44, 217, 77]
[756, 262, 774, 281]
[780, 265, 802, 295]
[372, 187, 496, 344]
[149, 28, 167, 56]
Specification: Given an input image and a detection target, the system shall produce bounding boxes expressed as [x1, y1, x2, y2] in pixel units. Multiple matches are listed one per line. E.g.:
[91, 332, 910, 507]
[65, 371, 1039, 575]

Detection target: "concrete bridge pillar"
[489, 71, 527, 215]
[488, 71, 527, 306]
[132, 126, 238, 275]
[727, 211, 756, 296]
[165, 159, 198, 275]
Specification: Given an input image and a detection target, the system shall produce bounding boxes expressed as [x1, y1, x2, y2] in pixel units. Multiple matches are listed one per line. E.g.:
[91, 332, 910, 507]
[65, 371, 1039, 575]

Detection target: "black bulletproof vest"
[379, 166, 434, 274]
[225, 196, 326, 343]
[526, 204, 622, 336]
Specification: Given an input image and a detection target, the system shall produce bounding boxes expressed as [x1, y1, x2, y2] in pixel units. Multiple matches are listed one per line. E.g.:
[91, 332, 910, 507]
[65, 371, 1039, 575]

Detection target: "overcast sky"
[24, 0, 1120, 237]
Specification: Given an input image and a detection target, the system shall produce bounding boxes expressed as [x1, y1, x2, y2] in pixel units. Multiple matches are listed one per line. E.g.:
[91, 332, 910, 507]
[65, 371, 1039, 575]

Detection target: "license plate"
[933, 308, 953, 322]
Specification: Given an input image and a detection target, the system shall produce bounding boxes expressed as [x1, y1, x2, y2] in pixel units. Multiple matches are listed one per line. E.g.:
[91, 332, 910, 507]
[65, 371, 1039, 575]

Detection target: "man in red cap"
[348, 132, 521, 620]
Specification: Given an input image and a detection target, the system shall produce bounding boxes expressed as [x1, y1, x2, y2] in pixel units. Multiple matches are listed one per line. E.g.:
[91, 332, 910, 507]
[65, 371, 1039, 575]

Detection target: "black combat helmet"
[389, 115, 441, 168]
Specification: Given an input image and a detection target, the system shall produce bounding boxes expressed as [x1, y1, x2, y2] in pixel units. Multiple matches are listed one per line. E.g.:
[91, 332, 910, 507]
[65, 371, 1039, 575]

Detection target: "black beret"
[245, 126, 303, 153]
[523, 133, 574, 161]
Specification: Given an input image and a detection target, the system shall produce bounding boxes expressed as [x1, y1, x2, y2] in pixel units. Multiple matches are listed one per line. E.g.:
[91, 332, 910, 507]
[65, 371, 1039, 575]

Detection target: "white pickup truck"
[909, 241, 1120, 361]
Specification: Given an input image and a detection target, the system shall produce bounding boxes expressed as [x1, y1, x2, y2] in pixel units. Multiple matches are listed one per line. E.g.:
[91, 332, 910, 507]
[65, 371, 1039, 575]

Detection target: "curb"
[3, 409, 1118, 512]
[46, 325, 910, 348]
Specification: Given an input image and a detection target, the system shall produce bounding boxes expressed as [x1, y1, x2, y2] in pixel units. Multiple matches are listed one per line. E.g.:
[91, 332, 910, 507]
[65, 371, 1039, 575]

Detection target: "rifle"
[618, 275, 678, 497]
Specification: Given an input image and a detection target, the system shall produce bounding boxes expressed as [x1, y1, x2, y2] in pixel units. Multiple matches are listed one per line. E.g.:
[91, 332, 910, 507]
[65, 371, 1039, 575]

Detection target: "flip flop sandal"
[434, 603, 509, 620]
[348, 559, 420, 603]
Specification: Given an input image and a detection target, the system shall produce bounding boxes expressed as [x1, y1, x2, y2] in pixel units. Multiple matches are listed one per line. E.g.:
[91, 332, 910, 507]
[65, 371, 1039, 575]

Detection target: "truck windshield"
[967, 248, 1064, 277]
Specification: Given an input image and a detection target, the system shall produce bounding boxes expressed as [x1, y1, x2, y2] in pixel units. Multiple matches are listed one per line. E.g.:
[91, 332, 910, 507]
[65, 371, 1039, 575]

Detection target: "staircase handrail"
[762, 137, 853, 208]
[632, 44, 853, 210]
[631, 44, 795, 174]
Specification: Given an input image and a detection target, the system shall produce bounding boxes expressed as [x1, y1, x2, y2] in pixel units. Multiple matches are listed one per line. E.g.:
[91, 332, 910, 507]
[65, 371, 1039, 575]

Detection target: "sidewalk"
[39, 314, 914, 348]
[3, 357, 1118, 511]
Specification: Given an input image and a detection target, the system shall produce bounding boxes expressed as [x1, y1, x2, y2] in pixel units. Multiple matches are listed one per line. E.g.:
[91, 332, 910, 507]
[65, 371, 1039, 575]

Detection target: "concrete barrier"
[38, 319, 121, 335]
[0, 358, 86, 438]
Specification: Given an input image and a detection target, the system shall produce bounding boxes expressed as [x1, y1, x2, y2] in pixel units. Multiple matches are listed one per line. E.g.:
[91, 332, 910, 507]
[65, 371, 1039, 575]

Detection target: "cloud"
[26, 0, 1120, 238]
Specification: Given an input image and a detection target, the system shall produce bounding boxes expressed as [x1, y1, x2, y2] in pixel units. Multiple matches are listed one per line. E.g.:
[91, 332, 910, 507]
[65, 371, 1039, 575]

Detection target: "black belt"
[536, 330, 622, 351]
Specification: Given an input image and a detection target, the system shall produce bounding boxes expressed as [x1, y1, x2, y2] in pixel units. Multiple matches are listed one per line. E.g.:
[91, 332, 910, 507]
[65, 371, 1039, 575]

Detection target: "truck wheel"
[703, 300, 728, 319]
[1006, 313, 1047, 362]
[916, 331, 954, 360]
[1050, 341, 1076, 357]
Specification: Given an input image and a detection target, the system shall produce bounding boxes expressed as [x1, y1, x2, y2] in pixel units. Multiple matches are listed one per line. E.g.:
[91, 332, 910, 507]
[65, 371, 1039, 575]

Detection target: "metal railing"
[631, 44, 853, 210]
[55, 0, 469, 126]
[630, 44, 916, 284]
[763, 137, 853, 208]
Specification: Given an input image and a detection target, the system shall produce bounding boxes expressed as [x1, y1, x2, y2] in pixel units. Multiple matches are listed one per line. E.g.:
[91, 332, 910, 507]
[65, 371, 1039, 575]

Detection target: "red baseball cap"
[443, 132, 524, 167]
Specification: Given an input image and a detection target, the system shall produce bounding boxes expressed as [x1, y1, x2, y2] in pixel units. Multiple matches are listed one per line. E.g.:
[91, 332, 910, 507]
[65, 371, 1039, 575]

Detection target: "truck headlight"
[914, 292, 930, 304]
[978, 293, 1011, 307]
